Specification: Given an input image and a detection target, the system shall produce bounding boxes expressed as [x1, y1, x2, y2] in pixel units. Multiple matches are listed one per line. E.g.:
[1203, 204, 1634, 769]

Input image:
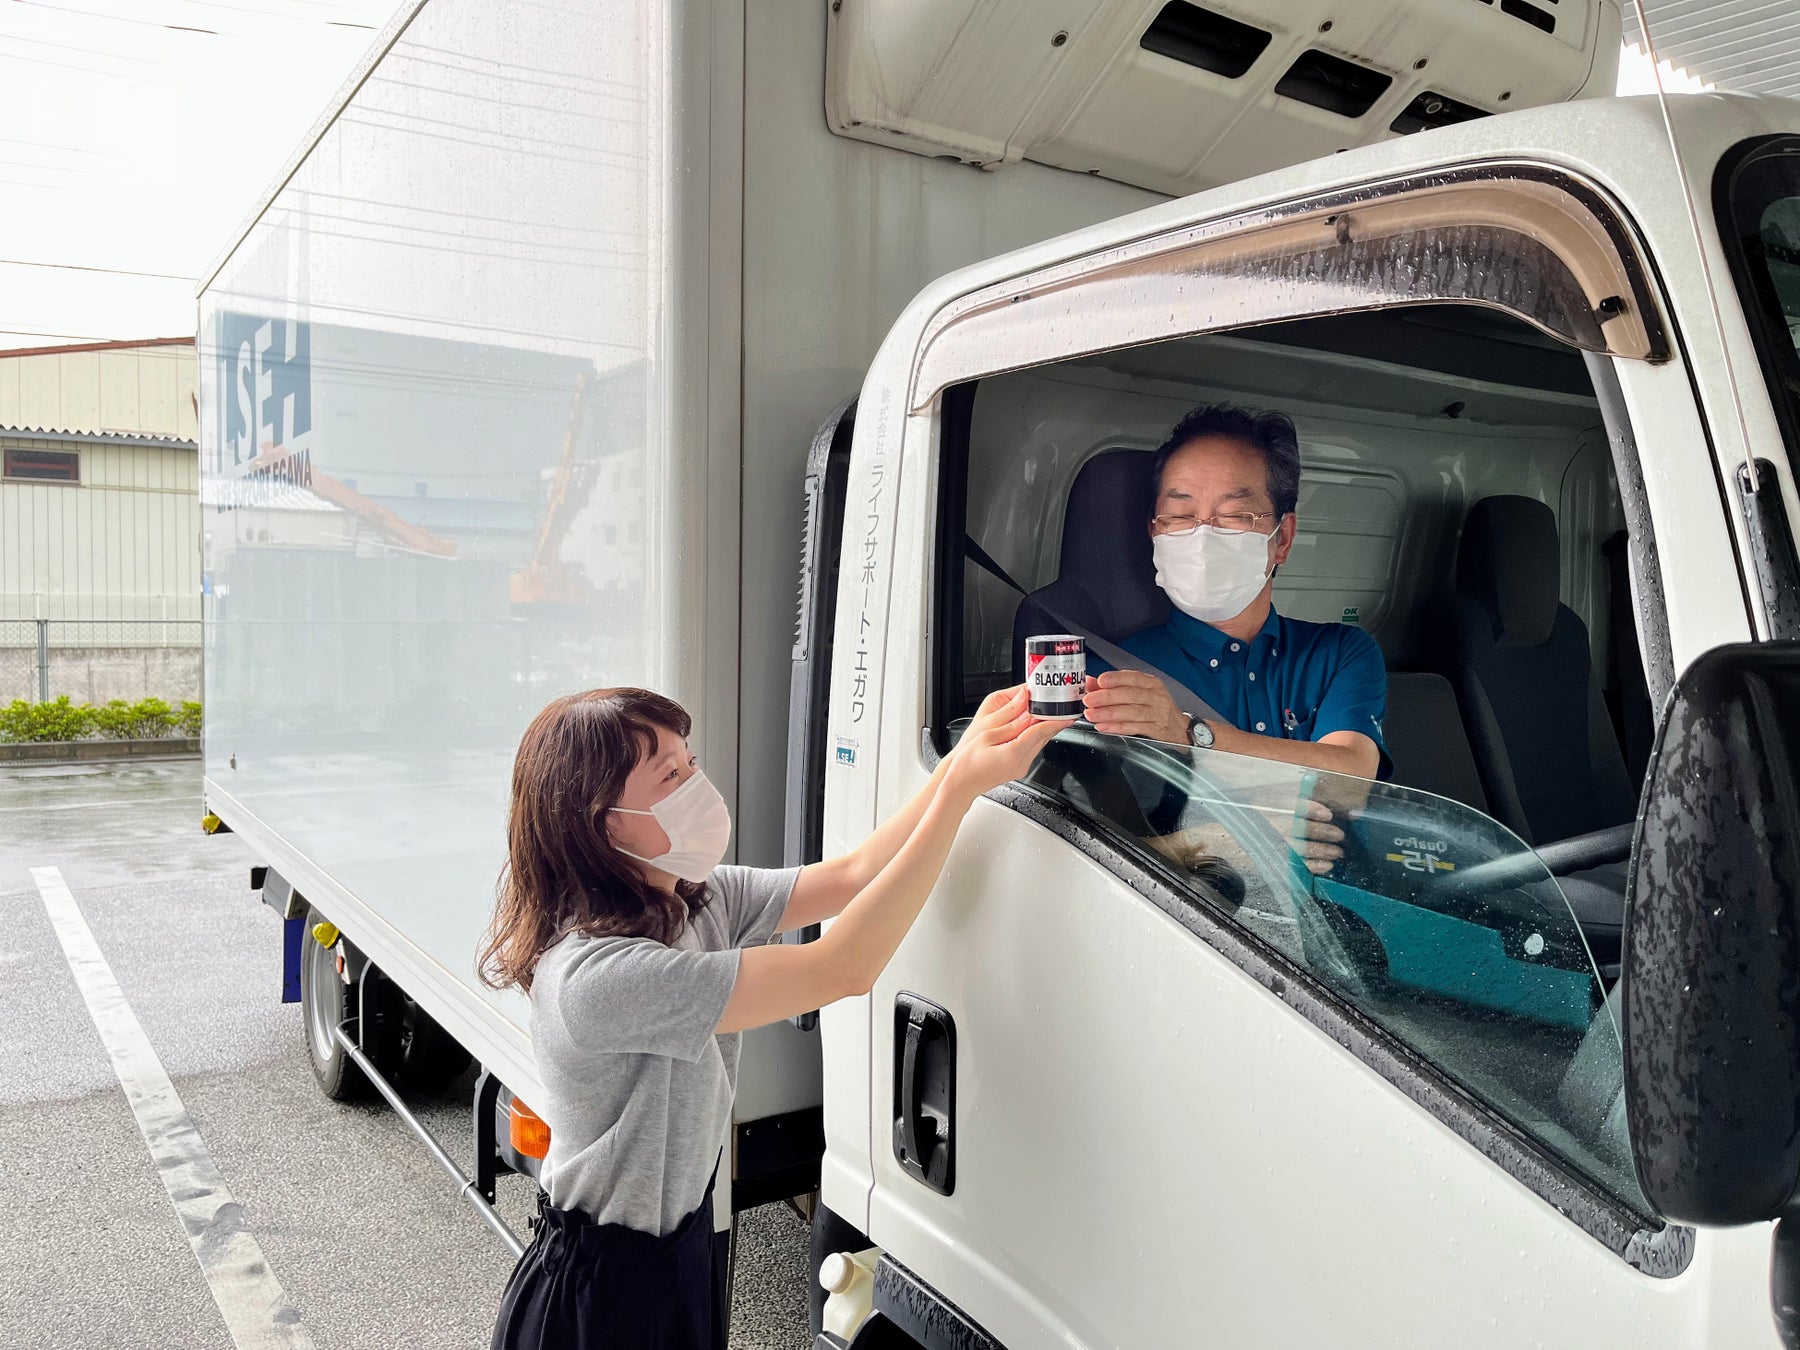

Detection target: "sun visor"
[825, 0, 1623, 196]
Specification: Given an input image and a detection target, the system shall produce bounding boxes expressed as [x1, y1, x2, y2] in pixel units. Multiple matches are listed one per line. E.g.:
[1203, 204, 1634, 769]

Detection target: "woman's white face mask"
[610, 769, 732, 884]
[1152, 523, 1277, 624]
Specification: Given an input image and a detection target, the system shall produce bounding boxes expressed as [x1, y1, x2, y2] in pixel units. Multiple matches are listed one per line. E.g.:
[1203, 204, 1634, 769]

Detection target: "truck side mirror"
[1625, 641, 1800, 1346]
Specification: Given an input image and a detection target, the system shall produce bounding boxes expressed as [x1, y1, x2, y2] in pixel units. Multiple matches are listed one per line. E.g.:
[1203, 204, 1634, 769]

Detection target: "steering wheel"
[1439, 822, 1636, 902]
[1184, 853, 1247, 906]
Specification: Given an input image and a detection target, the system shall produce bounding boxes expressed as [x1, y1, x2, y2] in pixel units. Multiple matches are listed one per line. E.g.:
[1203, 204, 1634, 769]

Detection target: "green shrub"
[0, 696, 201, 743]
[93, 697, 179, 740]
[91, 699, 137, 739]
[0, 696, 95, 743]
[133, 697, 175, 739]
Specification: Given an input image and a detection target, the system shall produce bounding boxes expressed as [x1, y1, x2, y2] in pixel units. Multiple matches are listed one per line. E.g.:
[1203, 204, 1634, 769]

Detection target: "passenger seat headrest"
[1456, 495, 1560, 647]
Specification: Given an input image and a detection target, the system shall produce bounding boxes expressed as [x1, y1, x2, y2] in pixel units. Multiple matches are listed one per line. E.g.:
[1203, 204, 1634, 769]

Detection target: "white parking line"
[30, 865, 313, 1350]
[0, 799, 173, 813]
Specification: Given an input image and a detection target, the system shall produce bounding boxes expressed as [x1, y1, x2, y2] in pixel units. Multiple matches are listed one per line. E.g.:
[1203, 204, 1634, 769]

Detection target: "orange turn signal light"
[510, 1097, 551, 1160]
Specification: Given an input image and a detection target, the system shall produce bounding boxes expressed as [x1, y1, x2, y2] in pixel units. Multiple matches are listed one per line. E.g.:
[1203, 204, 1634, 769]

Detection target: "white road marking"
[0, 799, 173, 813]
[30, 865, 313, 1349]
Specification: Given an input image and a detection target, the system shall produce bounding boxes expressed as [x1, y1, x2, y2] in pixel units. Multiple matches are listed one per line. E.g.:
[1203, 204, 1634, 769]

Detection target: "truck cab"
[195, 0, 1800, 1344]
[807, 95, 1800, 1347]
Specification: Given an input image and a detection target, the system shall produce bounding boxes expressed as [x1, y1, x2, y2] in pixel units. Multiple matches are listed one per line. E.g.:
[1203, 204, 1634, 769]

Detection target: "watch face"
[1189, 719, 1214, 749]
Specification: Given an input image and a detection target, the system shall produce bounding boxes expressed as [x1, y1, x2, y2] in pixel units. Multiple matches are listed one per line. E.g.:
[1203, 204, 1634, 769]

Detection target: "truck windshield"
[1719, 137, 1800, 463]
[1003, 723, 1644, 1212]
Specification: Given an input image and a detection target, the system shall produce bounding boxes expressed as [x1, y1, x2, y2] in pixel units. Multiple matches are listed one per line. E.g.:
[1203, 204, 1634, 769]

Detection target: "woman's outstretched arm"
[776, 686, 1024, 933]
[717, 690, 1061, 1034]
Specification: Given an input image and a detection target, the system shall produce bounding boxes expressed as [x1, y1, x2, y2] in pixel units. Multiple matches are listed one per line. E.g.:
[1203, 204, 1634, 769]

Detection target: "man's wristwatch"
[1185, 714, 1215, 750]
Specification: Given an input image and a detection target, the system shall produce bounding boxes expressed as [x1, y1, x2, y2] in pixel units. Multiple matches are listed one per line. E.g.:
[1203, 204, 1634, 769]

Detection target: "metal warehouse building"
[0, 337, 200, 704]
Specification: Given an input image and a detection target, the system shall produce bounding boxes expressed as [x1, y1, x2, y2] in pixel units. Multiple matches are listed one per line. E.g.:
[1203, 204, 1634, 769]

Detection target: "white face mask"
[610, 769, 732, 884]
[1152, 524, 1277, 624]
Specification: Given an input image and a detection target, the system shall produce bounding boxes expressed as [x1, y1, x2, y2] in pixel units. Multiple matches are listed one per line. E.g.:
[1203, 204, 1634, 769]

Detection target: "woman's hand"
[781, 687, 1063, 935]
[726, 687, 1062, 1033]
[942, 686, 1066, 802]
[940, 685, 1019, 763]
[1289, 797, 1346, 877]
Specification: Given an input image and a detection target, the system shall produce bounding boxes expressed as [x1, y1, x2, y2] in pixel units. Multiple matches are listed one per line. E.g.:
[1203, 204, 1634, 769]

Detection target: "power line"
[339, 113, 645, 172]
[8, 0, 383, 42]
[394, 39, 646, 95]
[290, 187, 635, 238]
[0, 31, 170, 66]
[0, 156, 103, 178]
[8, 0, 220, 36]
[341, 104, 647, 163]
[244, 220, 647, 272]
[0, 134, 126, 158]
[387, 50, 644, 104]
[0, 327, 130, 343]
[0, 45, 171, 83]
[0, 258, 193, 281]
[274, 205, 637, 254]
[181, 0, 374, 27]
[369, 71, 646, 125]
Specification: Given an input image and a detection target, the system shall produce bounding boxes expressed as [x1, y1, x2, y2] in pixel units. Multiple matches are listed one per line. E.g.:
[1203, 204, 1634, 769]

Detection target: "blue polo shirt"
[1101, 606, 1392, 779]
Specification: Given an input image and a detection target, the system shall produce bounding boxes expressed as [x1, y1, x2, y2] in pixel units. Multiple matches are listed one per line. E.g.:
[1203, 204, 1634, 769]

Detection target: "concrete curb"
[0, 736, 201, 764]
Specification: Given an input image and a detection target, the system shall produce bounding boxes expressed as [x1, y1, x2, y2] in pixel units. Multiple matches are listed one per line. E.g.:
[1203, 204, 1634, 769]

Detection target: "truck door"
[830, 160, 1773, 1347]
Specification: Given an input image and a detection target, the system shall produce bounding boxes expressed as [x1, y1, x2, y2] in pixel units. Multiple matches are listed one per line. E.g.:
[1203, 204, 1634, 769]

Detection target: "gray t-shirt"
[530, 864, 800, 1235]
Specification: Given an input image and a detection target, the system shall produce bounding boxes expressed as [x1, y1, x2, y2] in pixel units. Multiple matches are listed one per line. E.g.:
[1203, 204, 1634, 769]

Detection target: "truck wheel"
[398, 1000, 471, 1092]
[299, 906, 371, 1101]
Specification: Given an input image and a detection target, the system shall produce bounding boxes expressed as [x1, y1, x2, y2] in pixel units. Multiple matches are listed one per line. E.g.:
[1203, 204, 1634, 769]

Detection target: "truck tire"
[299, 906, 371, 1101]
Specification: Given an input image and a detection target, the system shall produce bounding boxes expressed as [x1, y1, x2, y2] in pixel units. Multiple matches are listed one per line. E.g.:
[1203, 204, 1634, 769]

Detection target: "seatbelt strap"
[963, 533, 1224, 725]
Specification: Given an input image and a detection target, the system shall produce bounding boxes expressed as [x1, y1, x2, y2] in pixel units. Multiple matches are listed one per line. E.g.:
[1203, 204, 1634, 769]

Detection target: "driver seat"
[1010, 449, 1167, 673]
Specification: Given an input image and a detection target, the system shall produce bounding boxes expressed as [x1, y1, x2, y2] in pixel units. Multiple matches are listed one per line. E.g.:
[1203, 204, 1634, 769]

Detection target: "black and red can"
[1025, 635, 1086, 719]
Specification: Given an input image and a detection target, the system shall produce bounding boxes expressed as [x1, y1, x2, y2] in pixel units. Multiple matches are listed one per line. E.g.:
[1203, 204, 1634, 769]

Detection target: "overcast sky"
[0, 3, 1708, 355]
[0, 0, 400, 351]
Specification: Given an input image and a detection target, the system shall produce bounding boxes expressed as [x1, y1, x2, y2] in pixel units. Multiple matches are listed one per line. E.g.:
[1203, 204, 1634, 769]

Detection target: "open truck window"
[997, 720, 1640, 1209]
[928, 300, 1669, 1237]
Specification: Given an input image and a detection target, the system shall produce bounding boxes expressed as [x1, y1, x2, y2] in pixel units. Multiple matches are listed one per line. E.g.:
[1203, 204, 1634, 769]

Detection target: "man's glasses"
[1150, 510, 1279, 538]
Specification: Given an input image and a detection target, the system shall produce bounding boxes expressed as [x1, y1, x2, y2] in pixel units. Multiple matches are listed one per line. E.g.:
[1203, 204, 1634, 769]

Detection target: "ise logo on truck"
[212, 313, 312, 509]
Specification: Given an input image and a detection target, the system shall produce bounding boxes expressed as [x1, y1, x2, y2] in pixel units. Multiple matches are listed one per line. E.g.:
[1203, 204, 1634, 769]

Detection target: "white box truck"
[198, 0, 1800, 1345]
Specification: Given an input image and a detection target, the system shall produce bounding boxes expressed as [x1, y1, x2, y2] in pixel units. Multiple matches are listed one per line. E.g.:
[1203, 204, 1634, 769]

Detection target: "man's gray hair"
[1150, 403, 1301, 518]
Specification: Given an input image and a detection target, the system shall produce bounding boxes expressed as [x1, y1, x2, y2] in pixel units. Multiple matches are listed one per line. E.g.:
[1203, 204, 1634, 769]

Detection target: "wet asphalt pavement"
[0, 758, 810, 1349]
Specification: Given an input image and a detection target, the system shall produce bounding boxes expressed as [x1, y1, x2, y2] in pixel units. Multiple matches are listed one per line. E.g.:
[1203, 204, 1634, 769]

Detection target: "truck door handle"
[892, 994, 955, 1195]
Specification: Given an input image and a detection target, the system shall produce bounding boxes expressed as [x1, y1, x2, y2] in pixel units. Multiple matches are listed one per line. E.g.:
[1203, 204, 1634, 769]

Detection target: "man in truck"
[1084, 402, 1392, 787]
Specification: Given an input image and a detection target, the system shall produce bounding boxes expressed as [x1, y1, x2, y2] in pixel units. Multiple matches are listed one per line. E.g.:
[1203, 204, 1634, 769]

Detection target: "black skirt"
[492, 1176, 725, 1350]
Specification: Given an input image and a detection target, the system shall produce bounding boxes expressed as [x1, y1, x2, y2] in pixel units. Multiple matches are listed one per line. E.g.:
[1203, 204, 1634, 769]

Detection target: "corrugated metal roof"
[0, 336, 192, 361]
[1638, 1, 1800, 98]
[0, 425, 196, 450]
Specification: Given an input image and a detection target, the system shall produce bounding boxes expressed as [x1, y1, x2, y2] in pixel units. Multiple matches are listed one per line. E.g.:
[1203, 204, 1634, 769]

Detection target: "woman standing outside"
[479, 683, 1062, 1349]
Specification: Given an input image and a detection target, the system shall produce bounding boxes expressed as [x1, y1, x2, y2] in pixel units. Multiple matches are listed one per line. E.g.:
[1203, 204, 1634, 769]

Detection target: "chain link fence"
[0, 619, 202, 705]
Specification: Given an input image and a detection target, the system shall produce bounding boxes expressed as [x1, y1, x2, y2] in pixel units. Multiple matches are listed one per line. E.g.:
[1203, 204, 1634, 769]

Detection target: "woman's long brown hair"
[478, 687, 711, 992]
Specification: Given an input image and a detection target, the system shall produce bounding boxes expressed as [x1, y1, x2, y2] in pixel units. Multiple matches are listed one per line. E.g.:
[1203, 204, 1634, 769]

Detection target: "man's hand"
[1082, 670, 1190, 743]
